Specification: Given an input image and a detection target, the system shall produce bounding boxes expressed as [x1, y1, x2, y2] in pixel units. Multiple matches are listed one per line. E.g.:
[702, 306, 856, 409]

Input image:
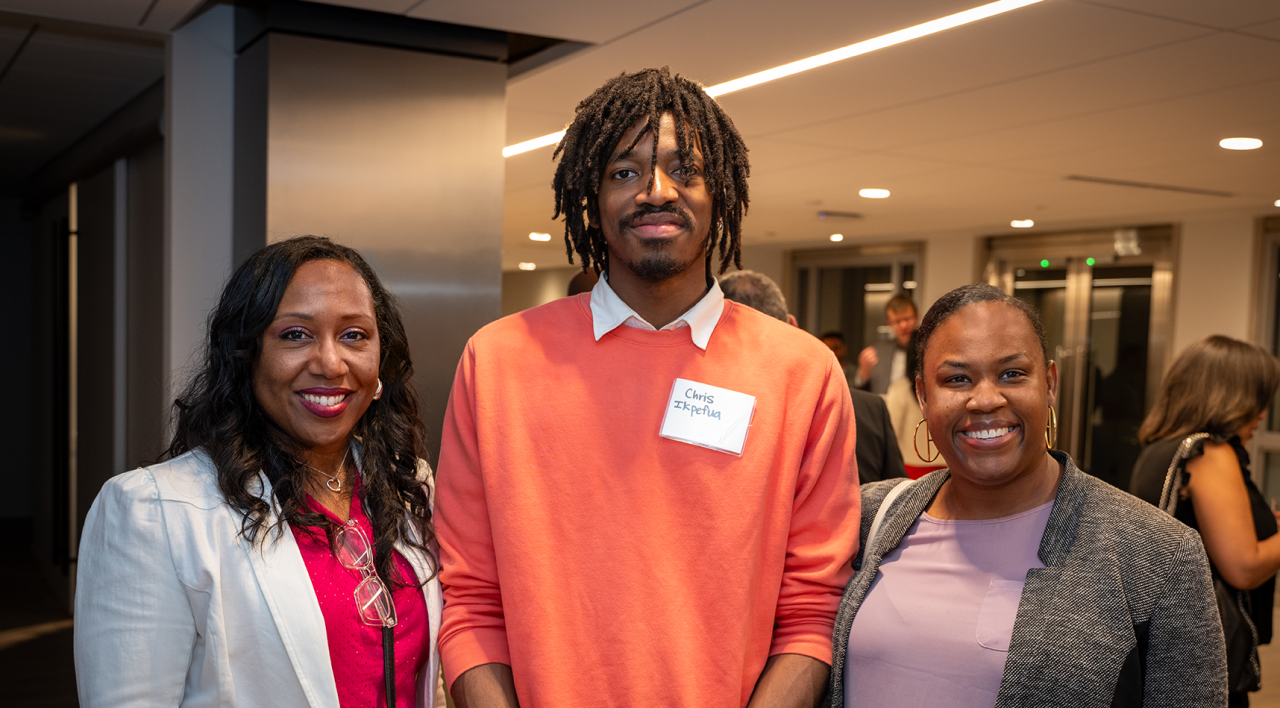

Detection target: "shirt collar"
[589, 274, 725, 350]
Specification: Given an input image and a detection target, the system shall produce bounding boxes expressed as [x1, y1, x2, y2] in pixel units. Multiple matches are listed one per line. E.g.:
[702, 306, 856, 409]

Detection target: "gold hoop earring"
[1045, 405, 1058, 450]
[913, 419, 941, 463]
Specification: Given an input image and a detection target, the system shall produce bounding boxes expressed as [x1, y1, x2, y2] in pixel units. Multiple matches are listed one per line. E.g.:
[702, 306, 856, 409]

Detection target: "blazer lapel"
[242, 473, 340, 708]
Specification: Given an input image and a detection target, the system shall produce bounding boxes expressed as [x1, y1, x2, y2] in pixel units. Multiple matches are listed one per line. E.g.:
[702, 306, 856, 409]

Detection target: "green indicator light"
[1040, 259, 1050, 268]
[1086, 257, 1095, 266]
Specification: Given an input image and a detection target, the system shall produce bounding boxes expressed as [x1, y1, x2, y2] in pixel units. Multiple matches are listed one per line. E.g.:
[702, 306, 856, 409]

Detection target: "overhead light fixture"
[1011, 219, 1034, 228]
[503, 0, 1045, 157]
[518, 262, 537, 270]
[1274, 199, 1280, 207]
[859, 188, 891, 199]
[830, 233, 844, 242]
[529, 232, 552, 241]
[1219, 137, 1263, 150]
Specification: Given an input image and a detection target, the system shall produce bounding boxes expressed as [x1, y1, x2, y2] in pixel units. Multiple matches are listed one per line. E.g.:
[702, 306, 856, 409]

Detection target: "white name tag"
[659, 378, 757, 456]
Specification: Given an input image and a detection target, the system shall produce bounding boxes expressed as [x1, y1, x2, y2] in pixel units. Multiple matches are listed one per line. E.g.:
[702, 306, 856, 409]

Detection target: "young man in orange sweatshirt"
[436, 67, 860, 708]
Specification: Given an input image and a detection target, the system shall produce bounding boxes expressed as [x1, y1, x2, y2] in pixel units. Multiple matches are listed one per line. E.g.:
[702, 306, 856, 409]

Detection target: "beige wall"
[1171, 215, 1258, 354]
[502, 267, 581, 316]
[920, 233, 978, 315]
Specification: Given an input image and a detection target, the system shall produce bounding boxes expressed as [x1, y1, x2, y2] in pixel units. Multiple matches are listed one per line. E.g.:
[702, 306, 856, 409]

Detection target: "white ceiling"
[6, 0, 1278, 270]
[492, 0, 1280, 269]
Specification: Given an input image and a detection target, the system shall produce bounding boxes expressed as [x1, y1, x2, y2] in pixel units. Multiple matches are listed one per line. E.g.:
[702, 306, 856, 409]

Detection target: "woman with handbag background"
[1130, 335, 1280, 708]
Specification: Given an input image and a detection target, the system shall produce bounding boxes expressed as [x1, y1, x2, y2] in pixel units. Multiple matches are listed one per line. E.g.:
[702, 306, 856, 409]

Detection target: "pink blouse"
[292, 488, 430, 707]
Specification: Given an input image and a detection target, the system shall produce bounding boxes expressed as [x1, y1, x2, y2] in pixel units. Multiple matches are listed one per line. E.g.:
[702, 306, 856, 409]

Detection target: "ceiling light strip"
[503, 0, 1044, 157]
[503, 131, 566, 158]
[704, 0, 1044, 97]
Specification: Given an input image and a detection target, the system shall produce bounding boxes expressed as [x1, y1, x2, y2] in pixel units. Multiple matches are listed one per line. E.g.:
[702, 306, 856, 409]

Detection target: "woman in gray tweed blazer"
[829, 284, 1226, 708]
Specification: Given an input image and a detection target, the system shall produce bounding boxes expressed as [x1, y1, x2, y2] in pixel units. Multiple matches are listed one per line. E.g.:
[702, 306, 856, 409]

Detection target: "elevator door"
[988, 229, 1174, 489]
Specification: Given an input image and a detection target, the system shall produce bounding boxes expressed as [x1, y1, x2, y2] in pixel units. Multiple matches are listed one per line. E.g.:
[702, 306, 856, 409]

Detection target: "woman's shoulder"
[1188, 438, 1239, 469]
[1129, 437, 1197, 502]
[100, 449, 228, 511]
[1072, 470, 1198, 553]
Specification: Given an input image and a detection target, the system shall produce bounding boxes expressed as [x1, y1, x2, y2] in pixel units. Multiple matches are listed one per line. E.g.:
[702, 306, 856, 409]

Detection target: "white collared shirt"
[590, 275, 725, 351]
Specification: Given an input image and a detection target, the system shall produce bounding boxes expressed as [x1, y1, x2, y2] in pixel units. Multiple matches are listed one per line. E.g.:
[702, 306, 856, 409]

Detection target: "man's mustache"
[619, 203, 691, 231]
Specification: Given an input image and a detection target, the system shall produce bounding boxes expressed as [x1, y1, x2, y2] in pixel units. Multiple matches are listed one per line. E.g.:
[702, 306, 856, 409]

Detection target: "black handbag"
[1160, 433, 1261, 694]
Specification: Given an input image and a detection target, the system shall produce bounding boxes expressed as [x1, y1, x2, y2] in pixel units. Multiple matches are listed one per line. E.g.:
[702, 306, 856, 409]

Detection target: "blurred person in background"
[724, 270, 903, 484]
[1130, 335, 1280, 707]
[75, 236, 441, 707]
[884, 331, 946, 480]
[829, 284, 1225, 708]
[854, 293, 917, 395]
[822, 330, 854, 382]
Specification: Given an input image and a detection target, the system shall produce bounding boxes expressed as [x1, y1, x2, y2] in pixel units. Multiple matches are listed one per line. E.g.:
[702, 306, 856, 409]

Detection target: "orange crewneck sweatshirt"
[436, 294, 860, 707]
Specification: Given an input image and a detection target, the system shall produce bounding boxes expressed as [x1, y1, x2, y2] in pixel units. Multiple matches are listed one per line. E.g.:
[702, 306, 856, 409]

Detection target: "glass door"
[986, 227, 1174, 488]
[792, 243, 920, 354]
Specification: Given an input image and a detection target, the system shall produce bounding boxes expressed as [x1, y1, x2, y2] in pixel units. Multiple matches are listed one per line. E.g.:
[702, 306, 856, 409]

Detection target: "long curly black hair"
[552, 66, 750, 280]
[166, 236, 435, 586]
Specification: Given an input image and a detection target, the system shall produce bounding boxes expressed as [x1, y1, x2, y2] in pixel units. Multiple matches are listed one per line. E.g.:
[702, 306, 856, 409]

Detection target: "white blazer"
[74, 449, 442, 708]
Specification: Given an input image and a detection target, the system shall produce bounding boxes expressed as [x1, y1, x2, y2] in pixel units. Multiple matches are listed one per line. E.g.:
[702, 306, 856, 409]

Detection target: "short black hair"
[551, 67, 750, 281]
[820, 331, 845, 342]
[915, 283, 1050, 380]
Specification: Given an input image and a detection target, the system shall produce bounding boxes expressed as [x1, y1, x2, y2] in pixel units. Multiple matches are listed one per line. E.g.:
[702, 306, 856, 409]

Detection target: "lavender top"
[844, 500, 1054, 707]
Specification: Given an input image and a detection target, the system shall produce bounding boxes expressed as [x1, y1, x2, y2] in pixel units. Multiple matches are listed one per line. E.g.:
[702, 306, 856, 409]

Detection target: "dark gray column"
[235, 22, 507, 462]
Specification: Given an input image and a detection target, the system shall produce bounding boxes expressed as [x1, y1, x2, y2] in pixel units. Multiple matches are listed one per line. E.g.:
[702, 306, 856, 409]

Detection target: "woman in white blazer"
[75, 236, 442, 707]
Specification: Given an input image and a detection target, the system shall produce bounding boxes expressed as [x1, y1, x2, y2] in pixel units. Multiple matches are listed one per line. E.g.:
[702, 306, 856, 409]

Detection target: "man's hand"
[451, 663, 520, 708]
[746, 654, 830, 708]
[857, 346, 878, 383]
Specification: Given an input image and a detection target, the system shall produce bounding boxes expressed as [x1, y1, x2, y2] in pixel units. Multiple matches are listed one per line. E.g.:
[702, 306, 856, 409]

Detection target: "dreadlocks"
[552, 67, 750, 280]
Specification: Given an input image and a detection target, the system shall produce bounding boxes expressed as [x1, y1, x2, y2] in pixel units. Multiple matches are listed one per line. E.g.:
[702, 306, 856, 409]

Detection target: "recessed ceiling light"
[1274, 199, 1280, 207]
[830, 233, 844, 242]
[518, 262, 536, 270]
[1011, 219, 1034, 228]
[529, 232, 551, 241]
[503, 0, 1046, 157]
[859, 188, 891, 199]
[1219, 137, 1263, 150]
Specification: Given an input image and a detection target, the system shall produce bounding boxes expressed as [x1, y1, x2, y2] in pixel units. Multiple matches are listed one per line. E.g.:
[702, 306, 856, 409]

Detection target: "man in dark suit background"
[852, 292, 918, 395]
[721, 270, 905, 485]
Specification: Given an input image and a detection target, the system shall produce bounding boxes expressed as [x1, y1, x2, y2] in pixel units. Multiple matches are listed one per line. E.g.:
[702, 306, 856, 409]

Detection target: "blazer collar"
[874, 451, 1082, 568]
[1036, 450, 1084, 568]
[242, 446, 442, 708]
[242, 470, 341, 708]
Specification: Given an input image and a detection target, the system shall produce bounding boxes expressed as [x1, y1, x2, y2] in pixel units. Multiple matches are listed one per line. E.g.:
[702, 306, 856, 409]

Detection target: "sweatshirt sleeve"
[435, 339, 512, 689]
[770, 354, 862, 663]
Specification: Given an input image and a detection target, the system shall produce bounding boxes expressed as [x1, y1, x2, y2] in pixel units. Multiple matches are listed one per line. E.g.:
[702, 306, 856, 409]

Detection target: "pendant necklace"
[305, 446, 351, 493]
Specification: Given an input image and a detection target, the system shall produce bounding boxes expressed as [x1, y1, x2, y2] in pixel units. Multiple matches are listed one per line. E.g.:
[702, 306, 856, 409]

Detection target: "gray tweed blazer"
[828, 452, 1227, 708]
